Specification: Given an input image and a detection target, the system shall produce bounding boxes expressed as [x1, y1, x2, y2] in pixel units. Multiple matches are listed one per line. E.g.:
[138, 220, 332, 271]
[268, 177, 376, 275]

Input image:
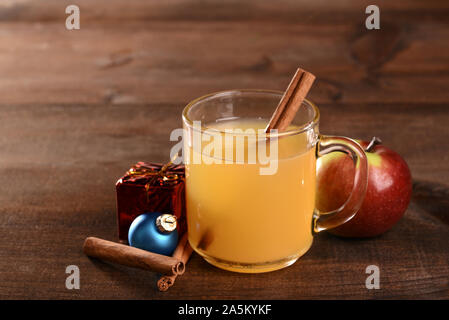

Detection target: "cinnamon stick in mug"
[265, 68, 315, 132]
[83, 237, 184, 275]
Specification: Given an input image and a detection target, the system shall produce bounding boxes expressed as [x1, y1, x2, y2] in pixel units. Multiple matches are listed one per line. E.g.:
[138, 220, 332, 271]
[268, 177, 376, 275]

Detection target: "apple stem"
[365, 137, 382, 152]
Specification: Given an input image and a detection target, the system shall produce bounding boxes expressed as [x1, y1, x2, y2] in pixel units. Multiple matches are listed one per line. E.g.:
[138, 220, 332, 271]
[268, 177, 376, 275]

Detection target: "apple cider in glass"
[182, 90, 368, 273]
[184, 118, 316, 272]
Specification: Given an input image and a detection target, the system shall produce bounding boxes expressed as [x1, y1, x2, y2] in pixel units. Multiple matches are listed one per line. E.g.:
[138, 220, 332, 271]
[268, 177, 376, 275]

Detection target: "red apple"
[316, 137, 412, 237]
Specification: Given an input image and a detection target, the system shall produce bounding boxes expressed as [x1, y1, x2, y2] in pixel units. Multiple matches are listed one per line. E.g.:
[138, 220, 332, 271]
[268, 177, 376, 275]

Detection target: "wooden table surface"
[0, 0, 448, 299]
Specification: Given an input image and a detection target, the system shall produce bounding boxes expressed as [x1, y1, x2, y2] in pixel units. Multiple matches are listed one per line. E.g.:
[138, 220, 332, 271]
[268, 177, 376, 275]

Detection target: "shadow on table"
[412, 180, 449, 226]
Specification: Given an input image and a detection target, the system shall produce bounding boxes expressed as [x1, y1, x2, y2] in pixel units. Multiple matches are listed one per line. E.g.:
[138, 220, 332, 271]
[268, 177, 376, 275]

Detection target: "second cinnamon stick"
[83, 237, 184, 275]
[157, 233, 193, 291]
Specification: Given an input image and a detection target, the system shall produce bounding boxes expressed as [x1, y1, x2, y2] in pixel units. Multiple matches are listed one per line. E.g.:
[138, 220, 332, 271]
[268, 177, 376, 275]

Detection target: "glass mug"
[182, 90, 368, 273]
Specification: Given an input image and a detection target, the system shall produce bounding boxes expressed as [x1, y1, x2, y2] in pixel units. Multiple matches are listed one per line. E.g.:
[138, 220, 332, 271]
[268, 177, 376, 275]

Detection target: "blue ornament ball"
[128, 212, 178, 256]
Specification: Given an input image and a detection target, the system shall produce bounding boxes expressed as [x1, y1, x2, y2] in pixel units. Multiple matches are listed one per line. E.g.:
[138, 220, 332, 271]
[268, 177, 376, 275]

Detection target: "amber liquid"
[184, 119, 316, 272]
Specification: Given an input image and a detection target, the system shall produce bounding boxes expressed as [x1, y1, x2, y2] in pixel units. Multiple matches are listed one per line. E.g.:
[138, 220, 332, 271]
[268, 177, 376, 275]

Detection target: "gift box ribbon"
[125, 161, 184, 190]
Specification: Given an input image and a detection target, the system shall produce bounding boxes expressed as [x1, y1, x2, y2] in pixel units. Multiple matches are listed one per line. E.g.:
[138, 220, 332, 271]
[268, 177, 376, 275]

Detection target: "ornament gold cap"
[156, 214, 177, 233]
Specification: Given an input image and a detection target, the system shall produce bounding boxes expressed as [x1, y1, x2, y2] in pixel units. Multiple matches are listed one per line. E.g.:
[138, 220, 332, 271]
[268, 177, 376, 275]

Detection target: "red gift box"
[116, 162, 186, 243]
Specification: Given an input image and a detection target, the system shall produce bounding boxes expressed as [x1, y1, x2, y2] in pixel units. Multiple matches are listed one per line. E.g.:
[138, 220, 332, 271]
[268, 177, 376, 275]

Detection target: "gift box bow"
[122, 161, 185, 189]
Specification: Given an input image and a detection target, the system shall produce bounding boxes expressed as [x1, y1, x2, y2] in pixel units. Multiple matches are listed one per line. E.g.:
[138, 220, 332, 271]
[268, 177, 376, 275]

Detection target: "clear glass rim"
[182, 89, 320, 138]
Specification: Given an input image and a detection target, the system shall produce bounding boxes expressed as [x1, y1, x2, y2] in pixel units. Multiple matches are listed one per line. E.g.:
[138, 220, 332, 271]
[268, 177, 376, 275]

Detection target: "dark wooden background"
[0, 0, 448, 299]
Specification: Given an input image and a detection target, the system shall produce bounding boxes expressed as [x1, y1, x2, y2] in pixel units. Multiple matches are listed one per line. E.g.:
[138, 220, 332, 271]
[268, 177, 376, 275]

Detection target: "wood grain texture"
[0, 0, 448, 299]
[0, 103, 447, 299]
[0, 1, 448, 105]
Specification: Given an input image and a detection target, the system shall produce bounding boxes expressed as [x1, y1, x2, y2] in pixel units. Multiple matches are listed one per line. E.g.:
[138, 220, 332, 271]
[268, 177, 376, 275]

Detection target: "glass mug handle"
[313, 135, 369, 233]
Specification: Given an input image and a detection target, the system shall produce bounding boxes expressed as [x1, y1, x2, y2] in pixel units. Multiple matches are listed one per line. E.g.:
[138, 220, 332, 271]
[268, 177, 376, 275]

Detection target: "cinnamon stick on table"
[83, 237, 184, 275]
[265, 68, 316, 133]
[157, 232, 193, 291]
